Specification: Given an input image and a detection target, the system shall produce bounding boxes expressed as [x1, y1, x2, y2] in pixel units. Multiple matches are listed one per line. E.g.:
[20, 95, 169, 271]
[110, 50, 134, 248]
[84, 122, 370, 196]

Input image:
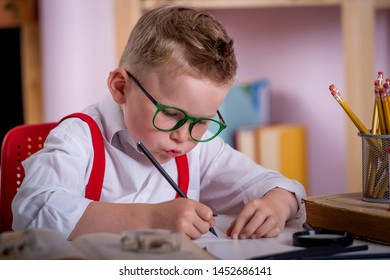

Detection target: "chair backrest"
[0, 122, 57, 232]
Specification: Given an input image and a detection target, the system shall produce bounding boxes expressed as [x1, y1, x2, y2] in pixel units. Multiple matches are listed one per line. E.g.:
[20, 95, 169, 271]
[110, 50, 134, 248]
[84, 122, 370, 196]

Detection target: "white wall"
[39, 0, 116, 122]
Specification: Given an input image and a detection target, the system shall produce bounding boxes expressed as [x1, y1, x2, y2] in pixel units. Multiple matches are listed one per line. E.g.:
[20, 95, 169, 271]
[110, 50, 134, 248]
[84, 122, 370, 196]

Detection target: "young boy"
[12, 5, 306, 240]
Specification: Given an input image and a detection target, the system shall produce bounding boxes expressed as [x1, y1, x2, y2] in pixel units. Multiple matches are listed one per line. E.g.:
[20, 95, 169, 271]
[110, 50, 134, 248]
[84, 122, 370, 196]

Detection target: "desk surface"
[2, 215, 389, 260]
[194, 215, 390, 260]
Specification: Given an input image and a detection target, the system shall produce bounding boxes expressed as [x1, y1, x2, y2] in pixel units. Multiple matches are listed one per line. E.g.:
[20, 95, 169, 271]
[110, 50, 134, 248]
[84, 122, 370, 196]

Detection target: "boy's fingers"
[228, 210, 255, 239]
[194, 203, 214, 222]
[241, 211, 270, 236]
[193, 218, 212, 236]
[250, 217, 281, 239]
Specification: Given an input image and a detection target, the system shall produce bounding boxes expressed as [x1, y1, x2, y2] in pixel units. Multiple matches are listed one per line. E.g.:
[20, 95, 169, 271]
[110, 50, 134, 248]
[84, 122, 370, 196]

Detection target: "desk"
[1, 215, 389, 260]
[195, 215, 390, 260]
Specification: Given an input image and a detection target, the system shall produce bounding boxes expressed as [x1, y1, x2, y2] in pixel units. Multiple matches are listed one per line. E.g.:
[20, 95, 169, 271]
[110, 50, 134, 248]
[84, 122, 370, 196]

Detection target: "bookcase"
[113, 0, 390, 193]
[0, 0, 41, 125]
[0, 0, 41, 151]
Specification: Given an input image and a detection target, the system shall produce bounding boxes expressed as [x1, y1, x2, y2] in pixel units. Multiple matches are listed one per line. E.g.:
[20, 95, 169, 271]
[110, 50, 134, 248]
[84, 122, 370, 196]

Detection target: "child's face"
[118, 66, 230, 164]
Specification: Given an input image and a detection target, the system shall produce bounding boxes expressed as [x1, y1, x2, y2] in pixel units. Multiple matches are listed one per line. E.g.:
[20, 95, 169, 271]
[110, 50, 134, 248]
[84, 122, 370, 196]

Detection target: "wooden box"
[303, 192, 390, 245]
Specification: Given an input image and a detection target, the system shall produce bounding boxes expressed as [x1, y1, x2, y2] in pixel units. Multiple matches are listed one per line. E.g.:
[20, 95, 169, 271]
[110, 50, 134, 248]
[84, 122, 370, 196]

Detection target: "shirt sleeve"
[197, 135, 306, 218]
[12, 118, 95, 238]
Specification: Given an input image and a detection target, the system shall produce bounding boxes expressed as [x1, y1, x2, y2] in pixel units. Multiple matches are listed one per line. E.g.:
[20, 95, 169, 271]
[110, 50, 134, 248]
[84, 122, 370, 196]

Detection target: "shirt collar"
[96, 95, 140, 154]
[98, 95, 126, 142]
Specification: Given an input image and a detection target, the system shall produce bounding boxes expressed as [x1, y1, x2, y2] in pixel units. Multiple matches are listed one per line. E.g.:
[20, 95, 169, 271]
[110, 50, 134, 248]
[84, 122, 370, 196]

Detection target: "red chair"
[0, 122, 57, 232]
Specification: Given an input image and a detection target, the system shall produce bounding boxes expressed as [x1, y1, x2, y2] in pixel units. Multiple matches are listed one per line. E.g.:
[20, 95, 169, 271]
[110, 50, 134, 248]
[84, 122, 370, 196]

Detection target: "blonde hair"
[119, 5, 237, 85]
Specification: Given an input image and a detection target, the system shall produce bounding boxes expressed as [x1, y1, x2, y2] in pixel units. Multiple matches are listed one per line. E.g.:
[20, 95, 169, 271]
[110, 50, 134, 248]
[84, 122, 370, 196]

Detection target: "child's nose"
[170, 122, 190, 143]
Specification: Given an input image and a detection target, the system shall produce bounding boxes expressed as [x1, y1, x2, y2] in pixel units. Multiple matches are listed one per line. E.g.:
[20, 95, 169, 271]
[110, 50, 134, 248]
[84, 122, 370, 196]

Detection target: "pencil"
[136, 141, 218, 238]
[329, 84, 379, 196]
[377, 71, 384, 87]
[374, 80, 388, 134]
[371, 102, 379, 134]
[328, 84, 370, 134]
[380, 87, 390, 134]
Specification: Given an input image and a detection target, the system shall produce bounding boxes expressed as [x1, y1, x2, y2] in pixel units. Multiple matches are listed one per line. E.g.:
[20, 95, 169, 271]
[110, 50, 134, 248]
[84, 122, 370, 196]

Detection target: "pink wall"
[40, 0, 116, 122]
[376, 10, 390, 73]
[211, 7, 389, 195]
[39, 1, 389, 196]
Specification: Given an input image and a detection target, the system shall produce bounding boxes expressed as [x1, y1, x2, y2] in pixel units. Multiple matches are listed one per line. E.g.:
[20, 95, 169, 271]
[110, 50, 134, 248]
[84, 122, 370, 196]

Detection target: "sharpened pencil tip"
[209, 227, 218, 238]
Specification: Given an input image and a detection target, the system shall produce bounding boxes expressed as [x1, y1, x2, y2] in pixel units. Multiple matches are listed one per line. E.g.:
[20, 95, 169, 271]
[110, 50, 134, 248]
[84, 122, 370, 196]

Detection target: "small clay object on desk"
[120, 230, 182, 253]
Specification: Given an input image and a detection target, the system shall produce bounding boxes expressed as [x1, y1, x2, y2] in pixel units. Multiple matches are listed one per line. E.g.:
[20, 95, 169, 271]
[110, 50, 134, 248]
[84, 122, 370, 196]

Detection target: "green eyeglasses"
[126, 71, 227, 142]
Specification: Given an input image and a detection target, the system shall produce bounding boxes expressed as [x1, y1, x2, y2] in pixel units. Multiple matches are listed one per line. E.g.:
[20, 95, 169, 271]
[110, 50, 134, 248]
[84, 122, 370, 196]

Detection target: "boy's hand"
[151, 198, 215, 239]
[226, 188, 298, 239]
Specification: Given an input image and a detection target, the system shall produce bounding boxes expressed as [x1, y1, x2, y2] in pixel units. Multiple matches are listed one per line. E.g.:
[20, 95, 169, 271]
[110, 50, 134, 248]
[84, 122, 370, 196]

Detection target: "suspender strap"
[175, 154, 189, 198]
[59, 113, 105, 201]
[60, 113, 189, 201]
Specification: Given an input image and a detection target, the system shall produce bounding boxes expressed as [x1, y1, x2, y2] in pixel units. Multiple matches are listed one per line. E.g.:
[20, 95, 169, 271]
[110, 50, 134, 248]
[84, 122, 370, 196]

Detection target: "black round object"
[293, 229, 353, 247]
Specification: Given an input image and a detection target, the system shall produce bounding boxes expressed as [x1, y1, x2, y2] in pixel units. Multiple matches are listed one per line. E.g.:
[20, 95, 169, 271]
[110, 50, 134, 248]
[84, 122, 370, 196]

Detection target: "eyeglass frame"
[125, 70, 227, 142]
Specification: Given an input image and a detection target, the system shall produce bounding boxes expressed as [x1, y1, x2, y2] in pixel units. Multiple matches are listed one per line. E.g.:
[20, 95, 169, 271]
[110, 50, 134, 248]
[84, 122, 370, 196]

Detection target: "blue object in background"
[218, 79, 271, 147]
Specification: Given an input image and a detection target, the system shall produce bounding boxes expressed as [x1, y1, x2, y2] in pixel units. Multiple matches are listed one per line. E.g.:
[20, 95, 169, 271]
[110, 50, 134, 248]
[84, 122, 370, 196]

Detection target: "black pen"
[137, 141, 218, 238]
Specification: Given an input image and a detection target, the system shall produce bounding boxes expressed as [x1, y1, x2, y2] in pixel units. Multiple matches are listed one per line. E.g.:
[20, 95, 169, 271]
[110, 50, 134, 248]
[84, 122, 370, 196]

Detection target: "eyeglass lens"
[153, 107, 222, 141]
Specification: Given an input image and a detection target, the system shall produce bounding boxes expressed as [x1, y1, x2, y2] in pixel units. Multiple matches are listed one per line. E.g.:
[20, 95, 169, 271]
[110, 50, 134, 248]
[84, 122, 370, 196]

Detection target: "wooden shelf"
[141, 0, 390, 9]
[0, 0, 42, 124]
[0, 0, 37, 28]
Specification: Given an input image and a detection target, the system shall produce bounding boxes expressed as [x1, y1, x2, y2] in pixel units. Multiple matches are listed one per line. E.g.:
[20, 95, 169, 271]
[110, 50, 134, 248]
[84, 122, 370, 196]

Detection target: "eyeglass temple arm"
[126, 71, 158, 106]
[217, 110, 226, 125]
[128, 70, 225, 126]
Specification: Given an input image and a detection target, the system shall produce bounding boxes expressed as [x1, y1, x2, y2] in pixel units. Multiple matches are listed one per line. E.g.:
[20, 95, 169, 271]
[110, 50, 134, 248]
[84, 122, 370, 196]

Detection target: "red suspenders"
[60, 113, 105, 201]
[175, 154, 190, 198]
[60, 113, 189, 201]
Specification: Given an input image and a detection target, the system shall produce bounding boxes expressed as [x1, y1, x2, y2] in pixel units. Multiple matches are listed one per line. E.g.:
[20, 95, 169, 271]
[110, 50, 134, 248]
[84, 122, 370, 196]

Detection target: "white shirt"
[12, 95, 306, 238]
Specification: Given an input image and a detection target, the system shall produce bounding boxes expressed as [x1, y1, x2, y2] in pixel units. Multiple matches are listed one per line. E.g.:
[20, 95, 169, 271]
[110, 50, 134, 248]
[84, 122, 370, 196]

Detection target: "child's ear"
[107, 68, 127, 104]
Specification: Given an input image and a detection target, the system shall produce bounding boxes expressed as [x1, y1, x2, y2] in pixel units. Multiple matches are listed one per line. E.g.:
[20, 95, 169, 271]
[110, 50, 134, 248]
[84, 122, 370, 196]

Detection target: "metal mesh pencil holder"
[358, 132, 390, 203]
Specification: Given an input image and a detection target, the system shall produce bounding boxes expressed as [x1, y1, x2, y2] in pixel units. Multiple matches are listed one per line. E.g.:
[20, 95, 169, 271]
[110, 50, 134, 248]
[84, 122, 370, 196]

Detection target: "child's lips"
[165, 149, 181, 158]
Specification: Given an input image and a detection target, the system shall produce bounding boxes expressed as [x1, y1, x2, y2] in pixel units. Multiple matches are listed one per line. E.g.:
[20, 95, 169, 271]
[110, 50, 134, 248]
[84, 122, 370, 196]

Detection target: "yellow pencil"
[377, 71, 384, 88]
[385, 80, 390, 128]
[375, 91, 387, 134]
[329, 84, 370, 134]
[329, 84, 377, 197]
[371, 102, 379, 134]
[380, 87, 390, 134]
